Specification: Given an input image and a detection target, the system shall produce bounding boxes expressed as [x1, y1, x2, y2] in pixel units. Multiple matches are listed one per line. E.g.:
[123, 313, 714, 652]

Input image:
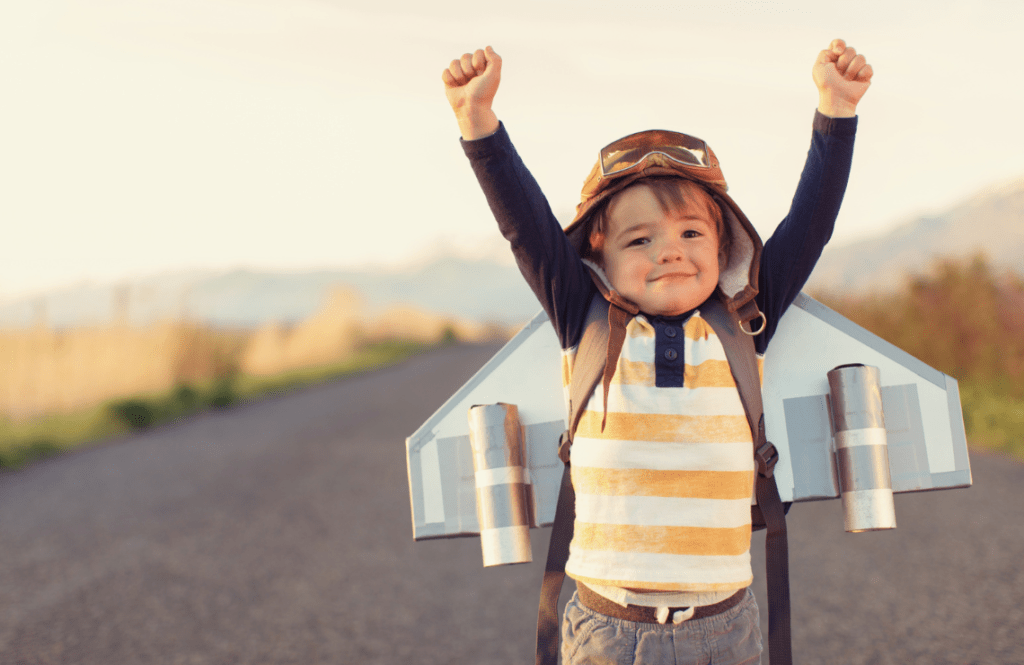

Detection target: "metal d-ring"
[740, 311, 766, 336]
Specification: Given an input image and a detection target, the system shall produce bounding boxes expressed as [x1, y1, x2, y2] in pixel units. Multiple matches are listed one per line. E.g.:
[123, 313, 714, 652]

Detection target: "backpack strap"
[563, 296, 613, 459]
[537, 296, 608, 665]
[535, 457, 574, 665]
[701, 298, 792, 665]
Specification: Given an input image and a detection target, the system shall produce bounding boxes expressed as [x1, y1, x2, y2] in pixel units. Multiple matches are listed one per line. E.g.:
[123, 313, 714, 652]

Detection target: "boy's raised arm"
[756, 38, 869, 348]
[441, 46, 594, 348]
[442, 46, 502, 140]
[813, 38, 873, 118]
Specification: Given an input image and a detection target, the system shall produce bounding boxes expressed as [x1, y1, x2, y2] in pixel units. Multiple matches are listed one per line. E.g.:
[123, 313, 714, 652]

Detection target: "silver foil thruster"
[827, 364, 897, 533]
[467, 403, 536, 566]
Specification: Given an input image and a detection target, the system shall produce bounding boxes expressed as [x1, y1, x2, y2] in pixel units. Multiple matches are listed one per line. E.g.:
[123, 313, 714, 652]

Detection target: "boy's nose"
[656, 239, 685, 263]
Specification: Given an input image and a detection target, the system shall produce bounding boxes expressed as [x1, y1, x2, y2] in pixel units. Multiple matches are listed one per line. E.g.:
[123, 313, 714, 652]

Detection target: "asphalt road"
[1, 343, 1021, 664]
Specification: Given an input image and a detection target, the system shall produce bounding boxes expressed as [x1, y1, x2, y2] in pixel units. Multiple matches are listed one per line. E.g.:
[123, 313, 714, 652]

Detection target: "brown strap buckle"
[756, 441, 779, 478]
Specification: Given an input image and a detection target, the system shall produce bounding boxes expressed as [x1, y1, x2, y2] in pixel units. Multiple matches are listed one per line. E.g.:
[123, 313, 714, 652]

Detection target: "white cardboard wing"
[406, 293, 971, 540]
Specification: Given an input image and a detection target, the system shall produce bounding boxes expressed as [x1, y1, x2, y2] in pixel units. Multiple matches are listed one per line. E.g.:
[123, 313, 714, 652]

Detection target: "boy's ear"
[589, 231, 606, 265]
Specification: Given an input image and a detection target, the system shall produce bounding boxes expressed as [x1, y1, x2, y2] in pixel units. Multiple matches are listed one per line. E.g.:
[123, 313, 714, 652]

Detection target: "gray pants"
[561, 588, 762, 665]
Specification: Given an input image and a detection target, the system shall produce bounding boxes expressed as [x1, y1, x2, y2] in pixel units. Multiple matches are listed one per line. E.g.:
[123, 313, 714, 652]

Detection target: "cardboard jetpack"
[406, 292, 972, 542]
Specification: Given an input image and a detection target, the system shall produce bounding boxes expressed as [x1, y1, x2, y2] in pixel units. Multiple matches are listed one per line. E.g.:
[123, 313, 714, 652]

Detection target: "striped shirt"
[563, 311, 764, 593]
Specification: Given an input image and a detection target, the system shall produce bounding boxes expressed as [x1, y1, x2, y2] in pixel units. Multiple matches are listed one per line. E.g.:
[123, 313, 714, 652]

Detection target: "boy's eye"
[682, 229, 702, 239]
[627, 237, 649, 247]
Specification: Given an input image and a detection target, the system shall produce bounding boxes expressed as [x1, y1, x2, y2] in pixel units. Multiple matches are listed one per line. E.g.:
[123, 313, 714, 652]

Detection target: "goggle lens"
[599, 131, 711, 177]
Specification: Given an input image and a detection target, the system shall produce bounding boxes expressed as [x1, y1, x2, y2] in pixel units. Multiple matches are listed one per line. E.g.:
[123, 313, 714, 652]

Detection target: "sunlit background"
[2, 0, 1022, 298]
[2, 0, 1023, 465]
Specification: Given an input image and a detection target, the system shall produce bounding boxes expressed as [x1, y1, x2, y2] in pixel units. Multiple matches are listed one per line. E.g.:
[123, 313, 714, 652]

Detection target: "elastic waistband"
[576, 583, 747, 624]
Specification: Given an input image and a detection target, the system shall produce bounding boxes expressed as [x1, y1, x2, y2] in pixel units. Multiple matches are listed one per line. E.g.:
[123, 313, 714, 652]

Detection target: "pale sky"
[1, 0, 1021, 299]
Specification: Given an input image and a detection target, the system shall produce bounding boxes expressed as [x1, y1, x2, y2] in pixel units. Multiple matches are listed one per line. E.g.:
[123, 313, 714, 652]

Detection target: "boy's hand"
[443, 46, 502, 140]
[813, 39, 873, 118]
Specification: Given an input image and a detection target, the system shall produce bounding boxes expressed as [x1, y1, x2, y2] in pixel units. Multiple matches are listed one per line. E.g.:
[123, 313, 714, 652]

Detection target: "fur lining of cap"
[581, 258, 615, 292]
[713, 193, 756, 303]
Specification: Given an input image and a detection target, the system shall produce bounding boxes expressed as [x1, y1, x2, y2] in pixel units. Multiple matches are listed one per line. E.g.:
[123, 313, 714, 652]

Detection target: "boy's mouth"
[649, 271, 696, 282]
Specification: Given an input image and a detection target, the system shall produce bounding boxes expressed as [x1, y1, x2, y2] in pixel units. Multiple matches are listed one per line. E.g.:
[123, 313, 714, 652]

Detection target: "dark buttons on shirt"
[653, 316, 687, 387]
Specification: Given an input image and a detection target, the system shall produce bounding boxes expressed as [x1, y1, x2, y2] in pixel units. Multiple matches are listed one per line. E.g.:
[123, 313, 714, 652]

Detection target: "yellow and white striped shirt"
[562, 310, 762, 593]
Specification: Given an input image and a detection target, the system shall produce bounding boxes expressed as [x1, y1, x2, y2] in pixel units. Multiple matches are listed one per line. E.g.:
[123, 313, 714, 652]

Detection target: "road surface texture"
[1, 343, 1021, 664]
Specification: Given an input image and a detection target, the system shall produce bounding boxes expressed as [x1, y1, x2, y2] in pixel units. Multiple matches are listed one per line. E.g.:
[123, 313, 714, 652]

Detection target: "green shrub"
[208, 377, 237, 409]
[0, 438, 62, 469]
[108, 399, 157, 430]
[958, 381, 1024, 458]
[171, 384, 200, 415]
[440, 325, 458, 345]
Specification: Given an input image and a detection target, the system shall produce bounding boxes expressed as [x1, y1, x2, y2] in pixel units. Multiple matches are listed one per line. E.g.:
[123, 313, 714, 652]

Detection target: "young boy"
[443, 40, 872, 665]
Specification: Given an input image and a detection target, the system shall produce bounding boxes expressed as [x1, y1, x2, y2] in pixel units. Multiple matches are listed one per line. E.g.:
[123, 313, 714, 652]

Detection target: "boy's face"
[596, 184, 720, 317]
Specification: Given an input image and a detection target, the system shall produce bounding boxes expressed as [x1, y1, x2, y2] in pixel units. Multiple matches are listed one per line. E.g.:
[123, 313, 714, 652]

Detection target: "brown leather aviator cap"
[563, 129, 764, 317]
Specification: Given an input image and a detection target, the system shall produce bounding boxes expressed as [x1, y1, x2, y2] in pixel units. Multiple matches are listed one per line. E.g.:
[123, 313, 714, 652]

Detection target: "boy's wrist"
[817, 93, 857, 118]
[455, 107, 500, 140]
[813, 109, 858, 135]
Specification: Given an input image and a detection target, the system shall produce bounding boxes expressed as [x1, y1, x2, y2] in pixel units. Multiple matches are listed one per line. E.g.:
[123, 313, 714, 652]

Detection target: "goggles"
[598, 130, 712, 178]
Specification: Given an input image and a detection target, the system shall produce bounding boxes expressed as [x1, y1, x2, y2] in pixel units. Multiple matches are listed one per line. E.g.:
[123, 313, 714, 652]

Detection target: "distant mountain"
[4, 176, 1022, 329]
[0, 257, 542, 329]
[807, 177, 1024, 294]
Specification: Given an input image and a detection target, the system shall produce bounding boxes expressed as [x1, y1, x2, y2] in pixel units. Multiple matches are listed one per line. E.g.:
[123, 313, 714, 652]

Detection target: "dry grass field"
[0, 323, 246, 421]
[0, 286, 515, 466]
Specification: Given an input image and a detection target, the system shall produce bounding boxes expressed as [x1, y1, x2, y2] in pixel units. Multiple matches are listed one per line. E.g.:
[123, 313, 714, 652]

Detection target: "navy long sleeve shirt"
[461, 112, 857, 364]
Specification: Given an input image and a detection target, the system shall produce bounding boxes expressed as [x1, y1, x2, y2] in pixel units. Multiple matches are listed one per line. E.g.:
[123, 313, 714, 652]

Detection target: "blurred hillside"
[0, 257, 539, 330]
[808, 176, 1024, 294]
[3, 176, 1021, 331]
